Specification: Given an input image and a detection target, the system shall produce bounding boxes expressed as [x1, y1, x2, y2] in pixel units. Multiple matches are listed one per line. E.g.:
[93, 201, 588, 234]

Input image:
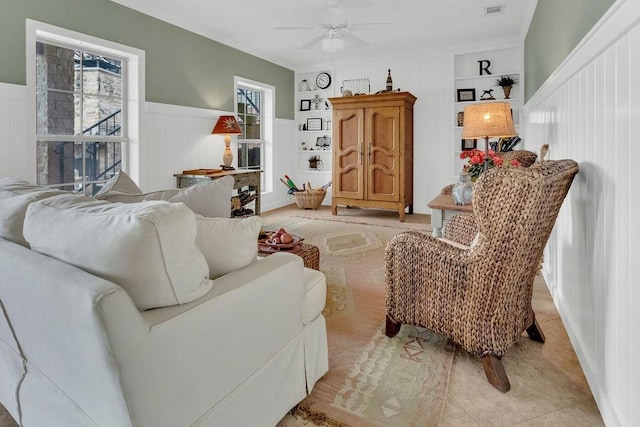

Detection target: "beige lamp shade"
[461, 102, 517, 139]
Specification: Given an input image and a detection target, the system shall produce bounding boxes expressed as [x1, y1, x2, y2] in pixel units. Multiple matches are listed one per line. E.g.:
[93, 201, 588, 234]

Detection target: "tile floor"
[278, 276, 604, 427]
[275, 207, 605, 426]
[0, 208, 605, 426]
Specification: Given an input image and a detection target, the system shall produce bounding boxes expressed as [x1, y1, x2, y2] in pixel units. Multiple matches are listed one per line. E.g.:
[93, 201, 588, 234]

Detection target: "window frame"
[236, 84, 264, 170]
[35, 39, 128, 193]
[26, 19, 145, 188]
[234, 76, 274, 193]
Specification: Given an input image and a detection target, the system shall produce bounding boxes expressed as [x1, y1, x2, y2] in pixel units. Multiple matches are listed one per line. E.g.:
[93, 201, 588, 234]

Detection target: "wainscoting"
[522, 1, 639, 425]
[0, 83, 31, 180]
[0, 92, 295, 211]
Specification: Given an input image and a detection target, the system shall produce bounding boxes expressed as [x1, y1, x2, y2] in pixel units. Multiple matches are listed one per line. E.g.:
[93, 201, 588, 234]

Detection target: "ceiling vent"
[485, 5, 504, 16]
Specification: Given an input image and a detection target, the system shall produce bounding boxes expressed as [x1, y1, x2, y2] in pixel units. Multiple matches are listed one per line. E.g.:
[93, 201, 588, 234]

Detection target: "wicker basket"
[293, 190, 326, 210]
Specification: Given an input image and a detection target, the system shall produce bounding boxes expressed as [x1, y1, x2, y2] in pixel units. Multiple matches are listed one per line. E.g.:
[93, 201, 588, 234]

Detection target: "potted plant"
[495, 75, 518, 99]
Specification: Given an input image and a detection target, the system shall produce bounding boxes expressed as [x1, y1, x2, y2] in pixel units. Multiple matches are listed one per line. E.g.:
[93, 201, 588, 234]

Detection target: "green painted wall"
[0, 0, 295, 119]
[524, 0, 615, 101]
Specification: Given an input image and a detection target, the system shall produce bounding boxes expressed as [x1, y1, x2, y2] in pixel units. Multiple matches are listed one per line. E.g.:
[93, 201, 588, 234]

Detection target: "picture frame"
[461, 138, 477, 151]
[457, 88, 476, 102]
[307, 118, 322, 131]
[316, 135, 331, 148]
[300, 99, 311, 111]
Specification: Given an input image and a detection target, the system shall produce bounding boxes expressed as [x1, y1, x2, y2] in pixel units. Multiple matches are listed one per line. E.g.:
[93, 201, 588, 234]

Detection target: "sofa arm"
[119, 252, 306, 427]
[0, 239, 145, 426]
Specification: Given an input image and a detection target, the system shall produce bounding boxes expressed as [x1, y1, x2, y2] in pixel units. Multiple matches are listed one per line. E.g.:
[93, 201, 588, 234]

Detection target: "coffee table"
[427, 193, 473, 238]
[258, 242, 320, 270]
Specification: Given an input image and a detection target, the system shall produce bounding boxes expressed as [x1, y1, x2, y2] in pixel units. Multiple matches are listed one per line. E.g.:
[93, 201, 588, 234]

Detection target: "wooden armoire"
[329, 91, 417, 221]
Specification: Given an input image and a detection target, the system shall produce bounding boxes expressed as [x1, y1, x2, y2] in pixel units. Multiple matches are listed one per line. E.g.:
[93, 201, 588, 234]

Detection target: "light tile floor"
[0, 207, 605, 426]
[279, 276, 604, 427]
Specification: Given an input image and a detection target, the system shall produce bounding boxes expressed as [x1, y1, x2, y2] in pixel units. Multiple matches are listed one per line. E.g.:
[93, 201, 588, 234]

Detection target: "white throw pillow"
[95, 176, 234, 218]
[195, 214, 262, 279]
[94, 170, 142, 197]
[0, 178, 66, 246]
[24, 194, 212, 310]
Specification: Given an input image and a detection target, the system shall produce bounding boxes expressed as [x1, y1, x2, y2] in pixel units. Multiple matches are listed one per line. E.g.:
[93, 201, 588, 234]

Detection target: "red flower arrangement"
[460, 149, 521, 181]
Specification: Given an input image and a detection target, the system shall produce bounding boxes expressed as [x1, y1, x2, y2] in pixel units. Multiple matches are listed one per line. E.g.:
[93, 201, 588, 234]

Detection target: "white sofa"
[0, 178, 328, 426]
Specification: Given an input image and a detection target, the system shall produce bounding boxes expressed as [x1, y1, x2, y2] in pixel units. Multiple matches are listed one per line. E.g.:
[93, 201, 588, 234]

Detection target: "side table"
[258, 243, 320, 271]
[427, 193, 473, 238]
[174, 170, 261, 217]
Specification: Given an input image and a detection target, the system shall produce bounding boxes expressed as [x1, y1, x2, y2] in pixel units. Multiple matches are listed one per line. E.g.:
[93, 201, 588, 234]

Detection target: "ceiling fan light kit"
[322, 37, 345, 52]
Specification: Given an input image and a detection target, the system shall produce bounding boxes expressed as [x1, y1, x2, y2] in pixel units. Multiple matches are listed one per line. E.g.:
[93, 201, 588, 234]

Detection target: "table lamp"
[461, 102, 517, 171]
[212, 115, 242, 170]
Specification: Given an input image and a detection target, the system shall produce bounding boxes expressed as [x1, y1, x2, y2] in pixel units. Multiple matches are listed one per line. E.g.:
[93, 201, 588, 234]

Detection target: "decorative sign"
[478, 60, 492, 76]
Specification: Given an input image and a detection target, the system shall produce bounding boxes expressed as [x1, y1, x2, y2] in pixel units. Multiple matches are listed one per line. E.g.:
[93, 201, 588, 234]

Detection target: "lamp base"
[220, 165, 235, 171]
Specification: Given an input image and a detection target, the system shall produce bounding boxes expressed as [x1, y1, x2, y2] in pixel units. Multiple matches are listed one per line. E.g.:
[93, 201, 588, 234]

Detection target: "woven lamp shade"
[461, 102, 517, 139]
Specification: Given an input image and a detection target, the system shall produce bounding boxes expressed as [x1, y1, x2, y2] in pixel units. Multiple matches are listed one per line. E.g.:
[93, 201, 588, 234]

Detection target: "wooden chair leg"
[385, 315, 401, 337]
[481, 355, 511, 392]
[526, 317, 545, 343]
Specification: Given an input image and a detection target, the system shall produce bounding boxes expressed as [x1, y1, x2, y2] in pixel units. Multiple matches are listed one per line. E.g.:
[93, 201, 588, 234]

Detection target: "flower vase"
[502, 86, 512, 99]
[452, 174, 473, 205]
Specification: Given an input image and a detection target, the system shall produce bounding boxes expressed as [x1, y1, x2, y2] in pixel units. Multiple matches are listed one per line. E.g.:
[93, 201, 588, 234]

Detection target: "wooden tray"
[182, 168, 222, 175]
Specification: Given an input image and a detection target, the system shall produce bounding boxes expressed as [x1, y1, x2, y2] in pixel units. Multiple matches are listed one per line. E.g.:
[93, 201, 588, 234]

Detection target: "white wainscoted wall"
[0, 84, 31, 179]
[522, 1, 639, 425]
[0, 93, 294, 212]
[302, 39, 522, 214]
[143, 102, 293, 212]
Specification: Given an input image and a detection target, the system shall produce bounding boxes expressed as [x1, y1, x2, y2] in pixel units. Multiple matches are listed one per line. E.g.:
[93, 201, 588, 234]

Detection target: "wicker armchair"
[385, 159, 579, 392]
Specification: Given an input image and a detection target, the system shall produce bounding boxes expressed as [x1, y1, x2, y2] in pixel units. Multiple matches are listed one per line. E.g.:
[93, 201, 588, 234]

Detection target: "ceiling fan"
[274, 0, 394, 51]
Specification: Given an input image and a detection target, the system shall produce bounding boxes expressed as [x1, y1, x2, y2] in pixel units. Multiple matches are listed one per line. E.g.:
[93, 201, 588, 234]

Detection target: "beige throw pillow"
[94, 170, 142, 197]
[0, 178, 66, 246]
[24, 194, 212, 310]
[195, 214, 262, 279]
[95, 176, 234, 218]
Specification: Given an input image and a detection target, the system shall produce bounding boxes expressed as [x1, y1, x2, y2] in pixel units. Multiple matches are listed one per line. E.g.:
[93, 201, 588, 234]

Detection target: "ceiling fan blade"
[301, 34, 327, 49]
[342, 32, 369, 49]
[348, 22, 395, 31]
[274, 26, 318, 30]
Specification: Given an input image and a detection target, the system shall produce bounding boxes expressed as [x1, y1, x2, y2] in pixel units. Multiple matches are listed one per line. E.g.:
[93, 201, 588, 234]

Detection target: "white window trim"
[26, 19, 145, 185]
[234, 75, 274, 194]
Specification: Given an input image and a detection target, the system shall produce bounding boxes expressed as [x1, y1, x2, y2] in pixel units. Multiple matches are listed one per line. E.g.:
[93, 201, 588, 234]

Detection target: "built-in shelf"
[453, 47, 522, 179]
[295, 69, 335, 190]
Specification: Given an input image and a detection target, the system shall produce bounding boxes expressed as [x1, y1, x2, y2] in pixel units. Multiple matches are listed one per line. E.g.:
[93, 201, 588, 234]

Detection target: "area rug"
[265, 209, 456, 427]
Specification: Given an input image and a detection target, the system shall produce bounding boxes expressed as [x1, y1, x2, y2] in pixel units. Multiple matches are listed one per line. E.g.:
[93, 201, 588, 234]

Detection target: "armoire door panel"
[369, 108, 397, 151]
[367, 107, 400, 201]
[333, 109, 364, 199]
[370, 167, 396, 198]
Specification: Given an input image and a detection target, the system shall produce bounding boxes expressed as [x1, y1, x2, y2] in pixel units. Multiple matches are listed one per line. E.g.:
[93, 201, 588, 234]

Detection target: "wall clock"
[315, 72, 331, 90]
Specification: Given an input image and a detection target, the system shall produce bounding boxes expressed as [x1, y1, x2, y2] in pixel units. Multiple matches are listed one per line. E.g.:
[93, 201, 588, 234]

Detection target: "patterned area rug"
[266, 210, 456, 427]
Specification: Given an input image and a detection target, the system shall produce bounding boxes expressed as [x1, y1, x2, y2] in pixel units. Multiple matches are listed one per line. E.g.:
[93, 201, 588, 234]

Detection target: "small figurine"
[480, 89, 495, 100]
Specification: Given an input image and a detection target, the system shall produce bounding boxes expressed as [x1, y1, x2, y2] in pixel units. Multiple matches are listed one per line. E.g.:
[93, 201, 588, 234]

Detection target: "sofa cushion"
[302, 268, 326, 325]
[95, 176, 234, 218]
[0, 178, 66, 246]
[24, 193, 212, 310]
[195, 215, 262, 279]
[94, 170, 142, 197]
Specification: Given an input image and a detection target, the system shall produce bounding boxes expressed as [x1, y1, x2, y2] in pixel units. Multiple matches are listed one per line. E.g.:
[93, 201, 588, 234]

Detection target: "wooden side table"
[174, 170, 261, 217]
[427, 193, 473, 237]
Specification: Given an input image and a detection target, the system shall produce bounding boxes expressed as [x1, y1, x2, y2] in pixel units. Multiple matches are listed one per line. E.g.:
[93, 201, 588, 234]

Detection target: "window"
[35, 40, 126, 195]
[27, 20, 144, 194]
[236, 86, 263, 170]
[235, 77, 274, 192]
